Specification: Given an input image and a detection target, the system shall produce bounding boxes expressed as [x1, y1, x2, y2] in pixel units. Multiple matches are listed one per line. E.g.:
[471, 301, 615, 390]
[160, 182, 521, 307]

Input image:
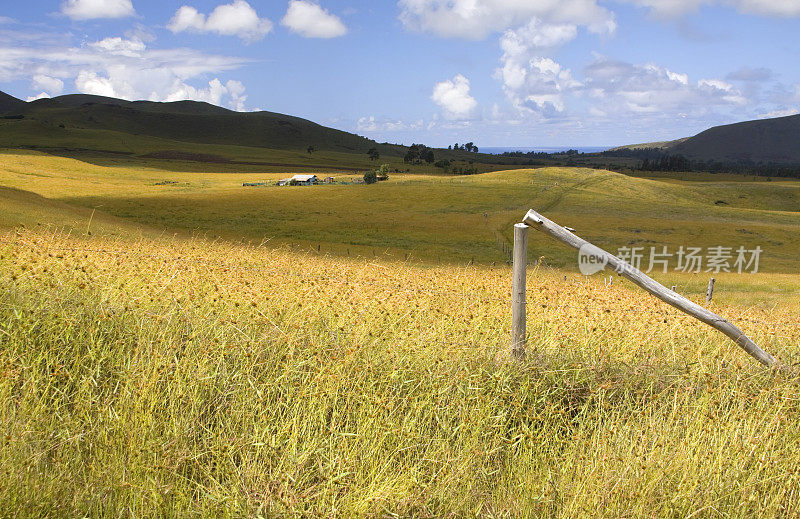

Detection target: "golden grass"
[2, 149, 799, 271]
[2, 229, 799, 517]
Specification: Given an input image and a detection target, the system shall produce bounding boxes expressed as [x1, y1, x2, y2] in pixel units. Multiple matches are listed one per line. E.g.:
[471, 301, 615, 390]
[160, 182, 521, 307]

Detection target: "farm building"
[277, 174, 318, 186]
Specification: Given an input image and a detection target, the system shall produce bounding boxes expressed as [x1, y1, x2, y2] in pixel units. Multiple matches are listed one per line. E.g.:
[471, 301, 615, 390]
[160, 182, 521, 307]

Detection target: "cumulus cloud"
[431, 74, 478, 120]
[356, 115, 421, 132]
[0, 35, 252, 111]
[496, 19, 582, 116]
[167, 1, 273, 43]
[506, 57, 581, 116]
[496, 51, 751, 126]
[26, 92, 52, 102]
[32, 74, 64, 96]
[61, 0, 135, 20]
[75, 70, 117, 97]
[398, 0, 616, 40]
[624, 0, 800, 17]
[89, 36, 146, 57]
[282, 1, 347, 38]
[584, 58, 747, 114]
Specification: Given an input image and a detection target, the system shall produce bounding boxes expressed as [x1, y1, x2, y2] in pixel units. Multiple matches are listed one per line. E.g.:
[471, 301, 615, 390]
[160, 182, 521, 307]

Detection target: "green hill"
[610, 137, 688, 151]
[670, 114, 800, 164]
[0, 91, 402, 156]
[0, 91, 25, 114]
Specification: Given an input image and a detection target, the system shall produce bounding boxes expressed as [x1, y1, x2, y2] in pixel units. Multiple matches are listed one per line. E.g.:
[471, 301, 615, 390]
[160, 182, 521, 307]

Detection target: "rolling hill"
[612, 114, 800, 165]
[670, 113, 800, 164]
[0, 90, 402, 156]
[0, 91, 25, 114]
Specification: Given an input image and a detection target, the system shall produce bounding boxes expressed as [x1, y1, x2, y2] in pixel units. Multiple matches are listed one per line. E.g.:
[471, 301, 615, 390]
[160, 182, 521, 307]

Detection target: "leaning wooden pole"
[522, 209, 784, 369]
[511, 223, 529, 359]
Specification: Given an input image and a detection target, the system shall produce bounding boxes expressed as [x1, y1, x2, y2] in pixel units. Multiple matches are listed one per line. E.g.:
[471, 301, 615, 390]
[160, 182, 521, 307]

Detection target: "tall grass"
[1, 230, 799, 517]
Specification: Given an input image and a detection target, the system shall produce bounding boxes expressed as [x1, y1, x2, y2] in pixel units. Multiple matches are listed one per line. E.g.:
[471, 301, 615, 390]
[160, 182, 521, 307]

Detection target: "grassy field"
[1, 229, 799, 517]
[1, 148, 799, 272]
[2, 149, 800, 516]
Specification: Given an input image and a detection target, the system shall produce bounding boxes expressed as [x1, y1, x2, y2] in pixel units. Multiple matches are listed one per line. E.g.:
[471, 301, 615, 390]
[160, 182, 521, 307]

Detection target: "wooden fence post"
[521, 209, 784, 369]
[706, 278, 716, 303]
[511, 223, 529, 359]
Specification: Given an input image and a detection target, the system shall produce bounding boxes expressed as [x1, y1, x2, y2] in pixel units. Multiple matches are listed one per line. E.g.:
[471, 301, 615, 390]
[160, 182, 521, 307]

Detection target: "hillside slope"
[671, 114, 800, 164]
[0, 91, 24, 114]
[0, 91, 398, 155]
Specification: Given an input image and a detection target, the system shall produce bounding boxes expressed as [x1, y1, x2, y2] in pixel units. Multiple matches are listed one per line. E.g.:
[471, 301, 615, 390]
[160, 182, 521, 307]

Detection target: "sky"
[1, 1, 799, 147]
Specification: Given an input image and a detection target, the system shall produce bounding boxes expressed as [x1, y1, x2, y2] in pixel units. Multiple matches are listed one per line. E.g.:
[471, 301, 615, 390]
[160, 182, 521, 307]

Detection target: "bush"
[364, 170, 377, 184]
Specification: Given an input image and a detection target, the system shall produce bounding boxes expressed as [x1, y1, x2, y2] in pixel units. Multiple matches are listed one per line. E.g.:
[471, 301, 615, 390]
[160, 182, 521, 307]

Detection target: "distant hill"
[611, 114, 800, 165]
[0, 91, 396, 155]
[0, 91, 25, 114]
[670, 114, 800, 164]
[610, 138, 688, 152]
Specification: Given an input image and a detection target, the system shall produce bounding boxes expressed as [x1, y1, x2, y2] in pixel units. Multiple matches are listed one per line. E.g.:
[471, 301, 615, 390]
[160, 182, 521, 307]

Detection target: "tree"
[473, 145, 479, 153]
[307, 145, 315, 154]
[434, 159, 451, 171]
[423, 149, 435, 163]
[364, 170, 378, 184]
[454, 143, 460, 151]
[465, 142, 474, 152]
[367, 147, 380, 161]
[376, 164, 390, 181]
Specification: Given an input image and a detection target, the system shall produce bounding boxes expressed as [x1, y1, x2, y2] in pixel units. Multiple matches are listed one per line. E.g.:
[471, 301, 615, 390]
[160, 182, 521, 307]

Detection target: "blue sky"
[1, 0, 799, 147]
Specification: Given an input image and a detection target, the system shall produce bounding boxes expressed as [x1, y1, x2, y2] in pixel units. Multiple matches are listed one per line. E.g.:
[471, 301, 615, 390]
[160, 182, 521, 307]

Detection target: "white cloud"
[735, 0, 800, 16]
[61, 0, 135, 20]
[398, 0, 616, 40]
[585, 58, 748, 114]
[167, 1, 273, 43]
[0, 35, 253, 111]
[89, 36, 146, 57]
[162, 78, 248, 111]
[624, 0, 800, 17]
[32, 74, 64, 96]
[167, 6, 206, 33]
[760, 108, 800, 119]
[282, 1, 348, 38]
[26, 92, 51, 102]
[511, 57, 580, 115]
[431, 74, 478, 120]
[356, 115, 420, 132]
[75, 70, 117, 97]
[496, 21, 582, 117]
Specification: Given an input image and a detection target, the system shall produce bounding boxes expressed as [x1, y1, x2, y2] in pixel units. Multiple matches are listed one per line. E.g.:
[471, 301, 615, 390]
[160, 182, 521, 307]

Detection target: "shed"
[289, 174, 318, 185]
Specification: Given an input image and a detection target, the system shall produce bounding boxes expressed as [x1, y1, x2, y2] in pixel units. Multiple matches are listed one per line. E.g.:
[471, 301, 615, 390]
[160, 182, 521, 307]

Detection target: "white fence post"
[511, 223, 529, 359]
